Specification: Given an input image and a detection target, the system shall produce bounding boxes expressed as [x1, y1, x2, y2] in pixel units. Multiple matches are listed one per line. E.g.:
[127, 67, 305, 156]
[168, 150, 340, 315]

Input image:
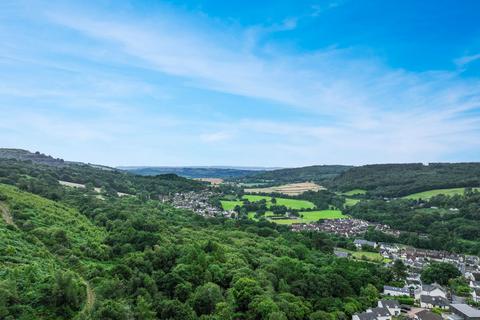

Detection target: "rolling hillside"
[232, 165, 353, 184]
[329, 163, 480, 197]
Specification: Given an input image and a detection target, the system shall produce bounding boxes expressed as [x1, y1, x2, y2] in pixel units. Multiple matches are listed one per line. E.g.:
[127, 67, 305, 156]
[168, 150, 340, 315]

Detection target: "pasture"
[255, 209, 346, 225]
[345, 198, 360, 206]
[242, 194, 315, 210]
[244, 182, 324, 196]
[403, 187, 480, 200]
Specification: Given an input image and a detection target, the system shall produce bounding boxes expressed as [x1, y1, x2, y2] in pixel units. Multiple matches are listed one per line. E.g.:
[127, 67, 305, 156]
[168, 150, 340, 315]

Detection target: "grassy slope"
[335, 248, 389, 263]
[403, 187, 480, 200]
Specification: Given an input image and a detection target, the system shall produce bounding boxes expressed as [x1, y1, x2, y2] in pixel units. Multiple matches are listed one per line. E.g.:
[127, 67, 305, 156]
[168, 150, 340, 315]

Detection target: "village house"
[416, 283, 447, 299]
[419, 295, 449, 309]
[449, 304, 480, 320]
[352, 307, 392, 320]
[377, 300, 401, 316]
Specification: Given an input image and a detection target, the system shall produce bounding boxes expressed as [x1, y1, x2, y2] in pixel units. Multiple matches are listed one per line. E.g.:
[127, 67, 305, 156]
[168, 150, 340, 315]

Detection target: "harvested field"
[244, 182, 324, 196]
[194, 178, 223, 185]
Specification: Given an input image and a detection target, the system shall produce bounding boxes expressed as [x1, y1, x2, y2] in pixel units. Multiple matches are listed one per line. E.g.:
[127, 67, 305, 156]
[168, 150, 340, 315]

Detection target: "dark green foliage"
[421, 262, 461, 285]
[232, 165, 352, 184]
[347, 191, 480, 254]
[330, 163, 480, 197]
[0, 182, 393, 319]
[0, 157, 205, 201]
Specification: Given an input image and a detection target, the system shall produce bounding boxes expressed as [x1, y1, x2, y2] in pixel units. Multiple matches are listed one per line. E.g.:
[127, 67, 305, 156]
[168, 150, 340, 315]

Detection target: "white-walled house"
[415, 284, 447, 299]
[420, 295, 449, 310]
[383, 285, 410, 297]
[378, 300, 401, 316]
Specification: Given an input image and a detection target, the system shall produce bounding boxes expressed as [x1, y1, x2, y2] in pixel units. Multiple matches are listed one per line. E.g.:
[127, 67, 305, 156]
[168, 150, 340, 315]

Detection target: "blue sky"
[1, 0, 480, 166]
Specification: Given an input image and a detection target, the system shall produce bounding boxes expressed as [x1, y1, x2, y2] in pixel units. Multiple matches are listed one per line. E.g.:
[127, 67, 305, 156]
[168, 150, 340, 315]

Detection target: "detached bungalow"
[420, 295, 449, 310]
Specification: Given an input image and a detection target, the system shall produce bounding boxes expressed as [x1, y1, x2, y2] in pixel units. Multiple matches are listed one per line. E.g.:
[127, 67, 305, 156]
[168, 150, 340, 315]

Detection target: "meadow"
[403, 187, 480, 200]
[221, 195, 315, 210]
[249, 209, 346, 224]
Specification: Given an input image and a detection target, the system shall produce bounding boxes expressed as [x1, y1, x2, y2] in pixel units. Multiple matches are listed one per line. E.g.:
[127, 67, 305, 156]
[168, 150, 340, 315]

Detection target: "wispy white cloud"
[1, 1, 480, 165]
[455, 53, 480, 67]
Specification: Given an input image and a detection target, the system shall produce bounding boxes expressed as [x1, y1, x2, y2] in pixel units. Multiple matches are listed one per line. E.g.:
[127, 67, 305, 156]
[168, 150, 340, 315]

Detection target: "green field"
[242, 194, 315, 210]
[345, 198, 361, 206]
[342, 189, 367, 196]
[403, 187, 480, 200]
[222, 195, 315, 211]
[220, 200, 243, 210]
[256, 209, 346, 225]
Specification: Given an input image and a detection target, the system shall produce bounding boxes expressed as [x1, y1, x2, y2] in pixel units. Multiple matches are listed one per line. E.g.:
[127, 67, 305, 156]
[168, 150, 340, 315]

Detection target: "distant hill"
[0, 148, 69, 166]
[232, 165, 353, 184]
[0, 149, 206, 200]
[329, 163, 480, 197]
[118, 166, 269, 178]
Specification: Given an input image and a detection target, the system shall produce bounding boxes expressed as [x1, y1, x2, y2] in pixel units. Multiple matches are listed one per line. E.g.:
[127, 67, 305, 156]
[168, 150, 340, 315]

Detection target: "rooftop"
[451, 304, 480, 318]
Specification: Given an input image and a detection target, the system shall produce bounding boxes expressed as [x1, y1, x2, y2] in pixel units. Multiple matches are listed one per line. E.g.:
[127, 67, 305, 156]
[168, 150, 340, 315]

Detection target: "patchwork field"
[244, 182, 324, 196]
[194, 178, 223, 185]
[403, 187, 480, 200]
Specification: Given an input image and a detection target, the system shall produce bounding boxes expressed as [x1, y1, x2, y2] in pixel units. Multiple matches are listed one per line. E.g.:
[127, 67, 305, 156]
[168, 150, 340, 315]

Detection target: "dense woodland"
[0, 181, 394, 319]
[1, 150, 480, 318]
[231, 165, 352, 185]
[347, 190, 480, 255]
[330, 163, 480, 197]
[0, 158, 205, 201]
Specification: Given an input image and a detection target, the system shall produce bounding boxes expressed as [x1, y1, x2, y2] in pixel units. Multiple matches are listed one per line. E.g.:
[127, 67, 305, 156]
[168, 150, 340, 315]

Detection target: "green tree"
[421, 262, 461, 285]
[192, 282, 224, 316]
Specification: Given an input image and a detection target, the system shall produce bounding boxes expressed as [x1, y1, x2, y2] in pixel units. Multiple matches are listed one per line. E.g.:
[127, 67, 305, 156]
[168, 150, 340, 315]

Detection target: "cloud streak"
[1, 1, 479, 165]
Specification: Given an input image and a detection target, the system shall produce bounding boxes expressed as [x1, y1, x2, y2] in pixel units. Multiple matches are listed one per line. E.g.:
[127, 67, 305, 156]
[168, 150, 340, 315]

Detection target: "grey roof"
[450, 304, 480, 317]
[420, 295, 449, 307]
[369, 308, 391, 317]
[354, 239, 376, 246]
[422, 283, 446, 293]
[416, 310, 442, 320]
[356, 312, 378, 320]
[355, 308, 391, 320]
[384, 285, 409, 293]
[379, 300, 400, 308]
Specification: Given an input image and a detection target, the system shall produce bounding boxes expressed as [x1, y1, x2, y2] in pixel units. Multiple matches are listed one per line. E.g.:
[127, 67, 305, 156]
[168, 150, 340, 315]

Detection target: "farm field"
[221, 195, 315, 210]
[244, 182, 324, 196]
[220, 200, 243, 210]
[403, 187, 480, 200]
[342, 189, 367, 196]
[345, 198, 361, 206]
[251, 209, 346, 225]
[242, 194, 315, 210]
